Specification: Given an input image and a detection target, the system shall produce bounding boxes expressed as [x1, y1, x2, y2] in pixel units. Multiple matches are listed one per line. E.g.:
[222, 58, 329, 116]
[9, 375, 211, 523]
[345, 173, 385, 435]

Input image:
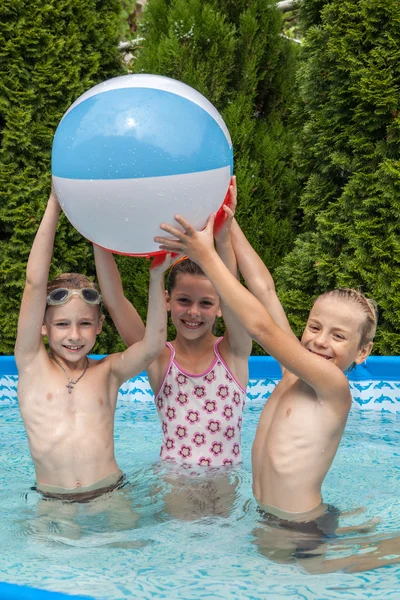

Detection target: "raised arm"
[15, 190, 61, 368]
[93, 245, 145, 346]
[155, 217, 349, 400]
[213, 177, 252, 361]
[107, 254, 173, 385]
[230, 219, 294, 338]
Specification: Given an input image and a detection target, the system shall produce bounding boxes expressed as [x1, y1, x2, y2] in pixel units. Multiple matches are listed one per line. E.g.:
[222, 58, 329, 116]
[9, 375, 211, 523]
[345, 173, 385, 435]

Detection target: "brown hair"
[167, 258, 207, 294]
[315, 288, 378, 348]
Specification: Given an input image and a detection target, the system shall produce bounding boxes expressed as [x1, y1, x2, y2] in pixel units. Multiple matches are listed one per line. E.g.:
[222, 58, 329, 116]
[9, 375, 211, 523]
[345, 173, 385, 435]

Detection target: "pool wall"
[1, 355, 399, 412]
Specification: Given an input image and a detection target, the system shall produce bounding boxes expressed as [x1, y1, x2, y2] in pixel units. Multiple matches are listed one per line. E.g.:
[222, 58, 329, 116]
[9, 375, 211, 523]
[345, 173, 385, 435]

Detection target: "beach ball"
[52, 74, 233, 256]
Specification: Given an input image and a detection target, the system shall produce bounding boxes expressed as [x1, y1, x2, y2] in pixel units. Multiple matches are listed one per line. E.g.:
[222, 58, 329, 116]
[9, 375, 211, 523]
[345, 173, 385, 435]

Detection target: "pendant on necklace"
[66, 382, 74, 394]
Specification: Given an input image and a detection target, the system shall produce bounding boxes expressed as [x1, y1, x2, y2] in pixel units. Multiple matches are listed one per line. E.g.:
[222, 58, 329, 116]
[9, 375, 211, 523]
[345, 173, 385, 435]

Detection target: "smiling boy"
[15, 188, 172, 501]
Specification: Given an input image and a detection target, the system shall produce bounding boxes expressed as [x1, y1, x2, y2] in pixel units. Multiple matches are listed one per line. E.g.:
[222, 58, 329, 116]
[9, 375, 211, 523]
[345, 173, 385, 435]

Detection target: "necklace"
[50, 353, 89, 393]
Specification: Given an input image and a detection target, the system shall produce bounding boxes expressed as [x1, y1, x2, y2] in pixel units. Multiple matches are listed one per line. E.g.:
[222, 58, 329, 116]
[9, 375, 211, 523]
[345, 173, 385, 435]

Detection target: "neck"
[172, 332, 218, 356]
[49, 350, 88, 373]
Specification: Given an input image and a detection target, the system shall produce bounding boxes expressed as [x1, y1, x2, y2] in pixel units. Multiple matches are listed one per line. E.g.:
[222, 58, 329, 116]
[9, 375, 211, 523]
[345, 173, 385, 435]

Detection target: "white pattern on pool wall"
[1, 373, 399, 412]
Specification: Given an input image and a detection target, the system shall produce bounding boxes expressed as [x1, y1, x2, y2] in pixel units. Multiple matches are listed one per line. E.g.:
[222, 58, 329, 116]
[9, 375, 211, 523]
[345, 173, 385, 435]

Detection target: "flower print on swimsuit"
[217, 384, 229, 399]
[153, 339, 247, 467]
[203, 370, 216, 383]
[210, 442, 223, 456]
[176, 391, 189, 406]
[232, 443, 240, 457]
[163, 383, 173, 397]
[186, 409, 200, 424]
[224, 426, 235, 440]
[203, 399, 217, 414]
[193, 385, 206, 398]
[166, 438, 175, 451]
[179, 445, 192, 459]
[166, 407, 177, 421]
[176, 372, 188, 385]
[206, 419, 221, 434]
[192, 432, 206, 446]
[222, 405, 234, 420]
[175, 425, 188, 439]
[198, 457, 212, 467]
[232, 390, 241, 406]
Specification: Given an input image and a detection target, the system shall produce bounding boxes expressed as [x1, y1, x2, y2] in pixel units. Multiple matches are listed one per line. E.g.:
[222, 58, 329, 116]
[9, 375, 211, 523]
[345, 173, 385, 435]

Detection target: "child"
[155, 213, 377, 525]
[94, 178, 252, 469]
[15, 187, 172, 502]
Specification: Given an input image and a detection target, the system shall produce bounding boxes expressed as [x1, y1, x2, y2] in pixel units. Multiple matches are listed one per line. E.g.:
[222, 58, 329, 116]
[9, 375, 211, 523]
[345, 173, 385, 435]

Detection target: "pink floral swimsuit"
[154, 338, 247, 468]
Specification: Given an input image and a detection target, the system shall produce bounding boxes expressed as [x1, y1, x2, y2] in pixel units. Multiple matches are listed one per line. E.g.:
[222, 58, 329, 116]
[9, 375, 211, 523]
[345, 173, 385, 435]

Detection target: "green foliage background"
[275, 0, 400, 354]
[0, 0, 399, 355]
[0, 0, 125, 353]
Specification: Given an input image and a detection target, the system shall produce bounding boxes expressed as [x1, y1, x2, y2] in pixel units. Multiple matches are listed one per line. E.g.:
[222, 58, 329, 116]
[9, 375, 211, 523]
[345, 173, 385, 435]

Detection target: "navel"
[46, 393, 53, 401]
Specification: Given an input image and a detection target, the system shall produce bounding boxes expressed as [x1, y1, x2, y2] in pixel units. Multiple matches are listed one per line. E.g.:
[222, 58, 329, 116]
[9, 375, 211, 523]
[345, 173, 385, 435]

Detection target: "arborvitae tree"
[112, 0, 300, 351]
[276, 0, 400, 354]
[0, 0, 124, 354]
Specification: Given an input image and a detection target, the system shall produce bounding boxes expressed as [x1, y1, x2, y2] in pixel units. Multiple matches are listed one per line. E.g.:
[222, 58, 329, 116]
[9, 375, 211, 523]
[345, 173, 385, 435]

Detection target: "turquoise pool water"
[0, 372, 399, 600]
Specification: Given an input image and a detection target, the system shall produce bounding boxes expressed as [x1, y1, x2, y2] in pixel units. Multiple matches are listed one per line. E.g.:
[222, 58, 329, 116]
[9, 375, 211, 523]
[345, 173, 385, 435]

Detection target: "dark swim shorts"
[258, 504, 340, 559]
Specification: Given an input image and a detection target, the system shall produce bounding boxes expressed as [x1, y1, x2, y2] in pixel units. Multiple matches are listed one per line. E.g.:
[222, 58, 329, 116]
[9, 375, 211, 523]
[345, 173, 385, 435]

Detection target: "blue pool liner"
[1, 355, 399, 380]
[0, 582, 90, 599]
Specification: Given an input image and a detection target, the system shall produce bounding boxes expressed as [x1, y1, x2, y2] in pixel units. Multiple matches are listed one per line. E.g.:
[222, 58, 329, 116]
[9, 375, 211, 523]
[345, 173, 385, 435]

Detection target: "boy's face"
[301, 297, 373, 372]
[42, 296, 103, 363]
[166, 273, 222, 340]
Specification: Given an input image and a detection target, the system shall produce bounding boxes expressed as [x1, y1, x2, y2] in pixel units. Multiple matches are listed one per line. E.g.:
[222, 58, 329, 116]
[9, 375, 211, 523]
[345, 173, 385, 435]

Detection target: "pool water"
[0, 392, 399, 600]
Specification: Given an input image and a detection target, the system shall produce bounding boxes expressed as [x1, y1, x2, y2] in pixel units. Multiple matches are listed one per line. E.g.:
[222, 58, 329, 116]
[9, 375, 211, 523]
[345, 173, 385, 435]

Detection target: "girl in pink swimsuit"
[94, 178, 252, 470]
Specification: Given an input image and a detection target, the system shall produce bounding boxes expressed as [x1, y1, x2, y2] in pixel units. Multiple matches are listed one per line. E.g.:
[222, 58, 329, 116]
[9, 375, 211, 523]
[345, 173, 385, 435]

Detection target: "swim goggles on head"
[46, 288, 102, 306]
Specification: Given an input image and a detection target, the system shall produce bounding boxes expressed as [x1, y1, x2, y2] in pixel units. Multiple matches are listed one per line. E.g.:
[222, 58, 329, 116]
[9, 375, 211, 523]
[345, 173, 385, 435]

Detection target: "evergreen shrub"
[276, 0, 400, 354]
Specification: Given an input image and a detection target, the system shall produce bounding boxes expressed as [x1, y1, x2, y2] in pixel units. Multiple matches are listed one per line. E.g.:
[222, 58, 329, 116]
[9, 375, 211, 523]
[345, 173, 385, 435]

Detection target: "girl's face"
[166, 273, 222, 340]
[301, 296, 372, 372]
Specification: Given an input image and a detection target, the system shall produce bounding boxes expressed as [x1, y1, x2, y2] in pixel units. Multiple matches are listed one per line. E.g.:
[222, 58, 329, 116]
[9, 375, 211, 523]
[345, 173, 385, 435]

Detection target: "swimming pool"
[0, 357, 399, 599]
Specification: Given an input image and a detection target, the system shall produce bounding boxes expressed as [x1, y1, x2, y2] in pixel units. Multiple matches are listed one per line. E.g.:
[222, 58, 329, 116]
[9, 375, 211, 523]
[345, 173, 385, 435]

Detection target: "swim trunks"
[36, 470, 125, 503]
[257, 502, 340, 558]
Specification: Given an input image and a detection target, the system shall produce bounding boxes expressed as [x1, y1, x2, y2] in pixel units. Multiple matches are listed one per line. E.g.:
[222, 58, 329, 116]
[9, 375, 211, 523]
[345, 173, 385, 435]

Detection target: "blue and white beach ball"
[52, 74, 233, 256]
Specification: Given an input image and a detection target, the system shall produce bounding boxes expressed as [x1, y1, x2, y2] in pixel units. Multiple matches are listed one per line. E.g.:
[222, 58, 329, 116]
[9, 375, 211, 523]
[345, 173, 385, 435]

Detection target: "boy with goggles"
[46, 287, 102, 306]
[15, 187, 173, 502]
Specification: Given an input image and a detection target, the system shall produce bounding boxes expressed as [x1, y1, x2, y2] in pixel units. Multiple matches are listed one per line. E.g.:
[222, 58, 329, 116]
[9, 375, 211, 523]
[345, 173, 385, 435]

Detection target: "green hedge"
[0, 0, 125, 354]
[276, 0, 400, 354]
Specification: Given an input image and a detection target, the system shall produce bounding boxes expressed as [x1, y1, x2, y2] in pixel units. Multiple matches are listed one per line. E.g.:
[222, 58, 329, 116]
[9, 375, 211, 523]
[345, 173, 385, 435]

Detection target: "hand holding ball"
[52, 74, 233, 256]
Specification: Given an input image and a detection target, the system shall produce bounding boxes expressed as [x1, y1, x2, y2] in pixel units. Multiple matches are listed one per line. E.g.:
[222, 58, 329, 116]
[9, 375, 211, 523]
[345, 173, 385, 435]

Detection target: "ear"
[165, 290, 171, 311]
[96, 314, 105, 334]
[216, 306, 222, 318]
[354, 341, 373, 365]
[41, 323, 48, 337]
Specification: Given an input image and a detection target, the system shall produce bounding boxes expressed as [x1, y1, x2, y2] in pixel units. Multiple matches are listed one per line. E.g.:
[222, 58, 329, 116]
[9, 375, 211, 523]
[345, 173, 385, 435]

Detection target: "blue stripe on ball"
[52, 88, 233, 180]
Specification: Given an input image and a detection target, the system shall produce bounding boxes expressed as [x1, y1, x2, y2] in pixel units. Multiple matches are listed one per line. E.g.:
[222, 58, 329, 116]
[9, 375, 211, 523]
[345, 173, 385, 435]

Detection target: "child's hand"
[155, 213, 216, 266]
[214, 176, 237, 245]
[150, 252, 176, 275]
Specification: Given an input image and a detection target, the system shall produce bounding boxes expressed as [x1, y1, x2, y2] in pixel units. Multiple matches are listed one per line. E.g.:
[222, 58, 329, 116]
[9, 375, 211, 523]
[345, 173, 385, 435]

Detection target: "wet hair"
[167, 258, 207, 295]
[314, 288, 378, 348]
[46, 273, 102, 314]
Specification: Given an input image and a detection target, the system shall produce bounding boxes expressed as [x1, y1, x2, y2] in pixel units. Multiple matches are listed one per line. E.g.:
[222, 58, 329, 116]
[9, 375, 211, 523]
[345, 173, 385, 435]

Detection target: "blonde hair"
[315, 288, 378, 348]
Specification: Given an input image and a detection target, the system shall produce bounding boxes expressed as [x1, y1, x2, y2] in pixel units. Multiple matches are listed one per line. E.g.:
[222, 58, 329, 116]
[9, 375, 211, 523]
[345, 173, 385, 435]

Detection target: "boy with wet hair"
[15, 188, 173, 502]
